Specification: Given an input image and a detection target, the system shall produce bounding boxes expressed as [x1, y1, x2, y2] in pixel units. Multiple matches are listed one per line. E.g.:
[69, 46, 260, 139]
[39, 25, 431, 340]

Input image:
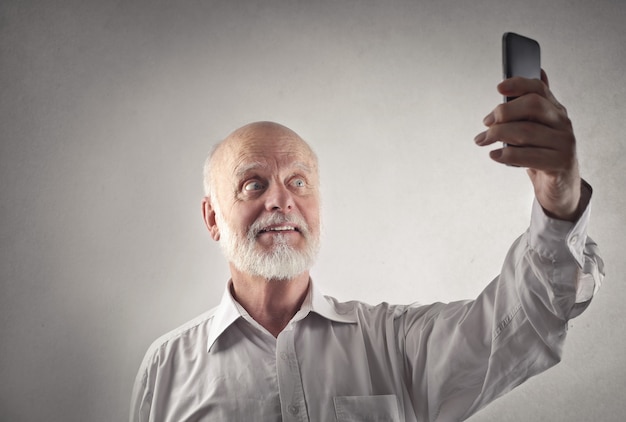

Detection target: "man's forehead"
[209, 122, 319, 193]
[226, 136, 316, 172]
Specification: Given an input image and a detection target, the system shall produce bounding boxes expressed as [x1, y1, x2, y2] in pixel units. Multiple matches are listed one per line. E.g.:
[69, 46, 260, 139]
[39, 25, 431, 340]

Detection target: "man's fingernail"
[474, 132, 486, 145]
[483, 112, 495, 126]
[490, 149, 503, 159]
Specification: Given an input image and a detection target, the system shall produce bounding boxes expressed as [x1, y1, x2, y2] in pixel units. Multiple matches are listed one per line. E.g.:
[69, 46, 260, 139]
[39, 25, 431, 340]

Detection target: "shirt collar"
[306, 281, 358, 324]
[207, 279, 358, 352]
[206, 281, 242, 352]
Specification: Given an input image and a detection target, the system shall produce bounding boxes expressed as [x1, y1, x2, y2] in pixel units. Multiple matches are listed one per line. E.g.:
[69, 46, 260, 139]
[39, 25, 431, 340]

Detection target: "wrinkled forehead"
[228, 135, 317, 172]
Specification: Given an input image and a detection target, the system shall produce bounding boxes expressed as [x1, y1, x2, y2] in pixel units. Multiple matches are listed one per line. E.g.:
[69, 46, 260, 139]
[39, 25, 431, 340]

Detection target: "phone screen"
[502, 32, 541, 102]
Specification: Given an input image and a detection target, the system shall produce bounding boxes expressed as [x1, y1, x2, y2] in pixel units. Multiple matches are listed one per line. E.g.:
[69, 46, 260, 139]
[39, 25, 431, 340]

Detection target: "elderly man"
[130, 73, 603, 421]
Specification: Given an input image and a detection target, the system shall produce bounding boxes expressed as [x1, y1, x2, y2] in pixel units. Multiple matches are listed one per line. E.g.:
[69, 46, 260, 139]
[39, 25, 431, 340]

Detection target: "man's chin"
[264, 273, 304, 282]
[246, 266, 309, 282]
[240, 251, 314, 281]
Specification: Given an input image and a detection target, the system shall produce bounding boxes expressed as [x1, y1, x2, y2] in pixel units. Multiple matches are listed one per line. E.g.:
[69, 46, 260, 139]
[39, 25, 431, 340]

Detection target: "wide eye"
[291, 178, 306, 188]
[243, 180, 264, 191]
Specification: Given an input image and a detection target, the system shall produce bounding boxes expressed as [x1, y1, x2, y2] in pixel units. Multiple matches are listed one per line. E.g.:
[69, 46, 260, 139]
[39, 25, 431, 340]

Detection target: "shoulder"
[141, 305, 220, 366]
[317, 295, 454, 348]
[322, 294, 441, 322]
[130, 306, 223, 417]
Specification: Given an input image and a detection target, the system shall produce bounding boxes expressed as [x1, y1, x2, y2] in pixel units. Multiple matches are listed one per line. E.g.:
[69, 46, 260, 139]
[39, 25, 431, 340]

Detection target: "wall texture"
[1, 0, 624, 421]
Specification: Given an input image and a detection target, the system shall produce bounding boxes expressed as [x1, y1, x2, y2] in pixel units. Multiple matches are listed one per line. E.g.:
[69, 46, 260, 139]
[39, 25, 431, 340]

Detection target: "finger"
[474, 130, 488, 145]
[477, 121, 567, 149]
[497, 76, 545, 98]
[498, 75, 564, 113]
[488, 145, 570, 170]
[487, 94, 570, 130]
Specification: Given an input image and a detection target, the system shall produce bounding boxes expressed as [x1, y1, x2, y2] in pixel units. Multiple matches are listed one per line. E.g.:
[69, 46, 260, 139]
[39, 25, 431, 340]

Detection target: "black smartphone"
[502, 32, 541, 102]
[502, 33, 541, 152]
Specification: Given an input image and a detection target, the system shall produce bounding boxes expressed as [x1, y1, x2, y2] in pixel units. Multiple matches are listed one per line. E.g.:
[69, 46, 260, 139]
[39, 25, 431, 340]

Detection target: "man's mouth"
[259, 225, 299, 234]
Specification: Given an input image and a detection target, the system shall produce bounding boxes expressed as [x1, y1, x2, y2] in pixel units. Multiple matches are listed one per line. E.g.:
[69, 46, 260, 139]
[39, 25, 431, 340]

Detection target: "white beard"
[214, 202, 320, 281]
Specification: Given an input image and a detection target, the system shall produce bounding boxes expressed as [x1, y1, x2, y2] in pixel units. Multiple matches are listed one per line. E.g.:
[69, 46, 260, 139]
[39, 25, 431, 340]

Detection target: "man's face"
[210, 126, 321, 280]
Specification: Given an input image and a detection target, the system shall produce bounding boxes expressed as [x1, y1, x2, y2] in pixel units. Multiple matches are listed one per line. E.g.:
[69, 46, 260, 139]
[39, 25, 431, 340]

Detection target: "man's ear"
[201, 197, 220, 241]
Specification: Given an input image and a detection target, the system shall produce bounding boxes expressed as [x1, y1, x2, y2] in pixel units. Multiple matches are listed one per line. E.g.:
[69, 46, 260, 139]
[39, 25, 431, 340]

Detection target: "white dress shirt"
[130, 191, 603, 422]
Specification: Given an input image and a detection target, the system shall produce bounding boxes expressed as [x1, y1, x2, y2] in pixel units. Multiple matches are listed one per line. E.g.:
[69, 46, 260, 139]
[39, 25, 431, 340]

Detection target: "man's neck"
[229, 267, 310, 338]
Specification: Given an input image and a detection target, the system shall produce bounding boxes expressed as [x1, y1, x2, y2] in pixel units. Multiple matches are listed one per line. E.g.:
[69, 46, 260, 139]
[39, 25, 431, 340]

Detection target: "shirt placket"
[276, 324, 309, 422]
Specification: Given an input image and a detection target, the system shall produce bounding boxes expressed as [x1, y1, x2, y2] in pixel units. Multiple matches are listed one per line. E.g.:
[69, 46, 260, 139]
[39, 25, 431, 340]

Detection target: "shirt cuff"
[528, 180, 597, 304]
[528, 180, 592, 268]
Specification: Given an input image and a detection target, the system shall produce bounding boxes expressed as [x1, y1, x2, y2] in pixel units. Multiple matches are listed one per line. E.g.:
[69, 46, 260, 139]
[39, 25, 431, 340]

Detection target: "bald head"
[201, 121, 322, 281]
[203, 121, 318, 199]
[225, 121, 304, 147]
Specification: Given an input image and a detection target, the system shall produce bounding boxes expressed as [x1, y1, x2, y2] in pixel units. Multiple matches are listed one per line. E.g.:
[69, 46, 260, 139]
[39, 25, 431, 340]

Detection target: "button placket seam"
[276, 329, 309, 421]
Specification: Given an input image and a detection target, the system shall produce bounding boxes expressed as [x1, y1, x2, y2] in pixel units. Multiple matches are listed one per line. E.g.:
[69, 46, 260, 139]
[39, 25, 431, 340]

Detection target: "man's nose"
[264, 182, 294, 212]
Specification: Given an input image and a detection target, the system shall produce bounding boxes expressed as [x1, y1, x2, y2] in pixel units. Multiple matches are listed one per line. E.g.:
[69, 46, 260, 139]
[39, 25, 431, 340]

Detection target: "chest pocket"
[333, 395, 401, 422]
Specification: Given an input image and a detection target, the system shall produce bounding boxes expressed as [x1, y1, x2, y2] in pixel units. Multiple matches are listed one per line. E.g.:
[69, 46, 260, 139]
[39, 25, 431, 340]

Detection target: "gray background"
[1, 0, 624, 421]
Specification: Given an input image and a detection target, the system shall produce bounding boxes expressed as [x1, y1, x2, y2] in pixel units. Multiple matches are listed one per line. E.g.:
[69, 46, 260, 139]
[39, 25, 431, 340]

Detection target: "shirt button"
[288, 404, 299, 415]
[569, 235, 579, 245]
[280, 352, 289, 361]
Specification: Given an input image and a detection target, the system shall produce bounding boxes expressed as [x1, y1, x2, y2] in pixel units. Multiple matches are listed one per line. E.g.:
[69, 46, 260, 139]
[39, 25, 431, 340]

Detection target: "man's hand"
[474, 70, 582, 222]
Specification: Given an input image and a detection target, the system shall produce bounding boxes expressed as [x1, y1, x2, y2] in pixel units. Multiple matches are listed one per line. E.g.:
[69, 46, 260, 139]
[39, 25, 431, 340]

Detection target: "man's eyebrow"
[293, 161, 313, 173]
[234, 162, 266, 178]
[234, 161, 313, 178]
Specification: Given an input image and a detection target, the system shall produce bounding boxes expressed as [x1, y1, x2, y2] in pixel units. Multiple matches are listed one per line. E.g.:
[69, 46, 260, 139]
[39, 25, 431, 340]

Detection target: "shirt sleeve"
[400, 181, 604, 421]
[129, 346, 157, 422]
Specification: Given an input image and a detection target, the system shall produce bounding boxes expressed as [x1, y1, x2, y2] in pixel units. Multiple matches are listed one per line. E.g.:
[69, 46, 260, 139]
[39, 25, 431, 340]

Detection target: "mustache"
[247, 213, 310, 238]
